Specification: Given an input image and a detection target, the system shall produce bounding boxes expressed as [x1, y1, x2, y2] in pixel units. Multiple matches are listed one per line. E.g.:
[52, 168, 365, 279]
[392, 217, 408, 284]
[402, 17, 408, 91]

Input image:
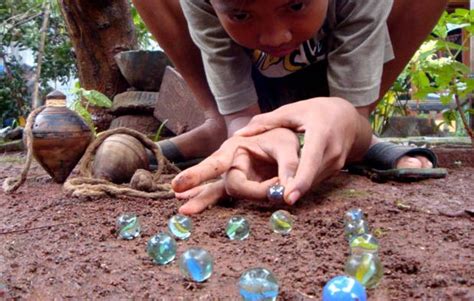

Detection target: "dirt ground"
[0, 147, 473, 300]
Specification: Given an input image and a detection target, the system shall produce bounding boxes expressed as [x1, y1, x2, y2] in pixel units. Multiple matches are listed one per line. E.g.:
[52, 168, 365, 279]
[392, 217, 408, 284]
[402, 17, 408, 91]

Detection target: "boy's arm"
[180, 0, 259, 118]
[224, 103, 261, 137]
[326, 0, 394, 109]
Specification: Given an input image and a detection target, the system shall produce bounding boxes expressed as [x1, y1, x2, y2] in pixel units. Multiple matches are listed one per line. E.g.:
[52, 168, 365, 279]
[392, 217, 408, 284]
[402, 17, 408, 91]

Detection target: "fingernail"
[288, 190, 300, 205]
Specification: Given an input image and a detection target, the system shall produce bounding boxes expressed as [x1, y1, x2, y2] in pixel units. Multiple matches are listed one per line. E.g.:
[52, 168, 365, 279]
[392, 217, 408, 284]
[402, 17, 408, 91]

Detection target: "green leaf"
[153, 119, 168, 142]
[439, 94, 453, 106]
[72, 100, 96, 136]
[82, 90, 113, 108]
[72, 100, 92, 124]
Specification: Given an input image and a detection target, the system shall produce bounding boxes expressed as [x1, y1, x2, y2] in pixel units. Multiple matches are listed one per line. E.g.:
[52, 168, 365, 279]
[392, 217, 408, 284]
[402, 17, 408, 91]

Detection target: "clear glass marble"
[345, 253, 384, 289]
[116, 213, 141, 240]
[178, 247, 213, 282]
[344, 208, 364, 224]
[349, 234, 379, 255]
[344, 219, 369, 242]
[168, 214, 193, 240]
[226, 216, 250, 240]
[322, 275, 367, 301]
[267, 184, 284, 202]
[238, 267, 279, 301]
[269, 210, 293, 235]
[146, 232, 177, 265]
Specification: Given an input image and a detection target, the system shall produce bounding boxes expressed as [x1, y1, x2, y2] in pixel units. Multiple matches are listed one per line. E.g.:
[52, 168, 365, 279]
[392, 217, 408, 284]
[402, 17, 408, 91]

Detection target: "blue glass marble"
[344, 208, 364, 224]
[116, 213, 141, 240]
[349, 234, 379, 255]
[226, 216, 250, 240]
[146, 232, 177, 265]
[179, 247, 213, 282]
[345, 253, 384, 289]
[168, 214, 193, 240]
[344, 219, 369, 242]
[238, 267, 279, 301]
[322, 275, 367, 301]
[267, 184, 284, 202]
[269, 210, 293, 235]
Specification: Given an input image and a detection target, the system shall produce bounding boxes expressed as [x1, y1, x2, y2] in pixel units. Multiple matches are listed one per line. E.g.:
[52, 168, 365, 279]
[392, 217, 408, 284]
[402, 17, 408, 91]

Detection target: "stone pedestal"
[153, 66, 206, 135]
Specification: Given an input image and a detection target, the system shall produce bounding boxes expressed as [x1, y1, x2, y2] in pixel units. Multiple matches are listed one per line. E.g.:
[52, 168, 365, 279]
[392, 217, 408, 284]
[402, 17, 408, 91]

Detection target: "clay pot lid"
[46, 90, 67, 100]
[45, 90, 67, 107]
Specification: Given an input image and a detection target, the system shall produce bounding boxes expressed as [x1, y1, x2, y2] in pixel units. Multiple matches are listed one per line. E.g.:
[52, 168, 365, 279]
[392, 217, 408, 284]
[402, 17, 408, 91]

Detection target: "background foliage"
[0, 0, 76, 126]
[0, 0, 152, 128]
[373, 8, 474, 139]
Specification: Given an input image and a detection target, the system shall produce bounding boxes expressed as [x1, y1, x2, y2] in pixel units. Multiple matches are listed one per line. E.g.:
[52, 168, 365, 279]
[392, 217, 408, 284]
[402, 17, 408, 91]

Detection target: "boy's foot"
[347, 142, 448, 182]
[152, 117, 227, 169]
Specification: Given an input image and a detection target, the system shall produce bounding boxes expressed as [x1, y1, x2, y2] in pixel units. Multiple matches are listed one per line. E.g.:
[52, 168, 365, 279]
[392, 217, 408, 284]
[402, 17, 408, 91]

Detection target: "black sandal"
[347, 142, 448, 182]
[149, 140, 204, 170]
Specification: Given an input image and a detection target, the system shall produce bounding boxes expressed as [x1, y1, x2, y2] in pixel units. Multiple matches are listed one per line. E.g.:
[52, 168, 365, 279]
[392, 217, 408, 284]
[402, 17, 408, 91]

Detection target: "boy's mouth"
[262, 46, 297, 57]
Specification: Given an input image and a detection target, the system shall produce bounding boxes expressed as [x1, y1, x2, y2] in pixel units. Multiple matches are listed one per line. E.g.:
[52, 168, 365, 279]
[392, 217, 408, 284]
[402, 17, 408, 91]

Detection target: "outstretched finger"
[172, 140, 240, 192]
[178, 180, 227, 215]
[175, 183, 207, 199]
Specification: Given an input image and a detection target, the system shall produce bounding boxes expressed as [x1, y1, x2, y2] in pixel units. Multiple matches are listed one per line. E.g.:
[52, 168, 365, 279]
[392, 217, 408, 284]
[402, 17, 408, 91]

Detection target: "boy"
[133, 0, 447, 214]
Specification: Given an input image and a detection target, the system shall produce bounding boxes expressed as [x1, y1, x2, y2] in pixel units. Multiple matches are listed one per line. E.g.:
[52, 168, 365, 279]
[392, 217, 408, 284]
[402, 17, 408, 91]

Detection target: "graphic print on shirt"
[252, 30, 327, 78]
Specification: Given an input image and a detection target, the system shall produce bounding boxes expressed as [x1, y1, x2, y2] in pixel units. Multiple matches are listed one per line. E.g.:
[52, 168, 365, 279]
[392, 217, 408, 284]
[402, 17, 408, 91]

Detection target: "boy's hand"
[234, 97, 372, 204]
[172, 128, 300, 214]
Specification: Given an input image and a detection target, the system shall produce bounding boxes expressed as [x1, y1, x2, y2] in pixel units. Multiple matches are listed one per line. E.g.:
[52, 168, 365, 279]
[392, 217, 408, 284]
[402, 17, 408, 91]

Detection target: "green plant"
[153, 119, 168, 142]
[375, 8, 474, 142]
[70, 84, 113, 136]
[130, 3, 157, 50]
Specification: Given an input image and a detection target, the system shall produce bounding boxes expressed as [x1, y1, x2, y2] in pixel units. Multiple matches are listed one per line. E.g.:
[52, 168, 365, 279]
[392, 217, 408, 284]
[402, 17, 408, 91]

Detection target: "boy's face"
[211, 0, 328, 57]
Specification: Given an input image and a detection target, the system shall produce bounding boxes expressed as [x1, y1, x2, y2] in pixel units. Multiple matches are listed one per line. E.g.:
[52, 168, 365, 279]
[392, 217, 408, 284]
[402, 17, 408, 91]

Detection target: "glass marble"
[146, 232, 177, 265]
[267, 184, 284, 202]
[226, 216, 250, 240]
[349, 234, 379, 255]
[168, 214, 193, 240]
[269, 210, 293, 235]
[116, 213, 141, 240]
[344, 208, 364, 224]
[344, 219, 369, 242]
[345, 253, 384, 289]
[238, 267, 279, 301]
[179, 247, 213, 282]
[322, 275, 367, 301]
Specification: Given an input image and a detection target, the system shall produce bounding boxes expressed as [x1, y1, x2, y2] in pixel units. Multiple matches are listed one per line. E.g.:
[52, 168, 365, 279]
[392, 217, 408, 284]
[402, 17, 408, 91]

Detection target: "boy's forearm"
[224, 103, 261, 137]
[349, 106, 374, 162]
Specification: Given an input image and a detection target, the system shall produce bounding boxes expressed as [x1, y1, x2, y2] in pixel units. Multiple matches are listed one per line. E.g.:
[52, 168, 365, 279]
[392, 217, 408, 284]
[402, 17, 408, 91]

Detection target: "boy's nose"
[258, 28, 292, 48]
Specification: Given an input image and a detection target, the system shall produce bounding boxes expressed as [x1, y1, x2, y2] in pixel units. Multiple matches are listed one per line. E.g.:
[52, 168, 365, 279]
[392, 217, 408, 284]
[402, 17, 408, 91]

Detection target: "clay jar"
[114, 50, 171, 91]
[92, 133, 149, 184]
[32, 91, 93, 183]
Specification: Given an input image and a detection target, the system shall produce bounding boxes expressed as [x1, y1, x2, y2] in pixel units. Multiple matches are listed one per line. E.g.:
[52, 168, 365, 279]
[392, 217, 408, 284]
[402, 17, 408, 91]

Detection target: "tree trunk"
[59, 0, 137, 130]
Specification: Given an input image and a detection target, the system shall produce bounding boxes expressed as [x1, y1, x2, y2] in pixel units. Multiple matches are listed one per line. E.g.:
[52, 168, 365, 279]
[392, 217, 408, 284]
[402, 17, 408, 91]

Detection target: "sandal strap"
[363, 142, 438, 170]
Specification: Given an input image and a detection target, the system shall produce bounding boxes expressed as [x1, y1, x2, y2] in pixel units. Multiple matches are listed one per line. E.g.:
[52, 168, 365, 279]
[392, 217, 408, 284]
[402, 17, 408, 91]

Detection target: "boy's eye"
[289, 1, 305, 12]
[229, 12, 250, 22]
